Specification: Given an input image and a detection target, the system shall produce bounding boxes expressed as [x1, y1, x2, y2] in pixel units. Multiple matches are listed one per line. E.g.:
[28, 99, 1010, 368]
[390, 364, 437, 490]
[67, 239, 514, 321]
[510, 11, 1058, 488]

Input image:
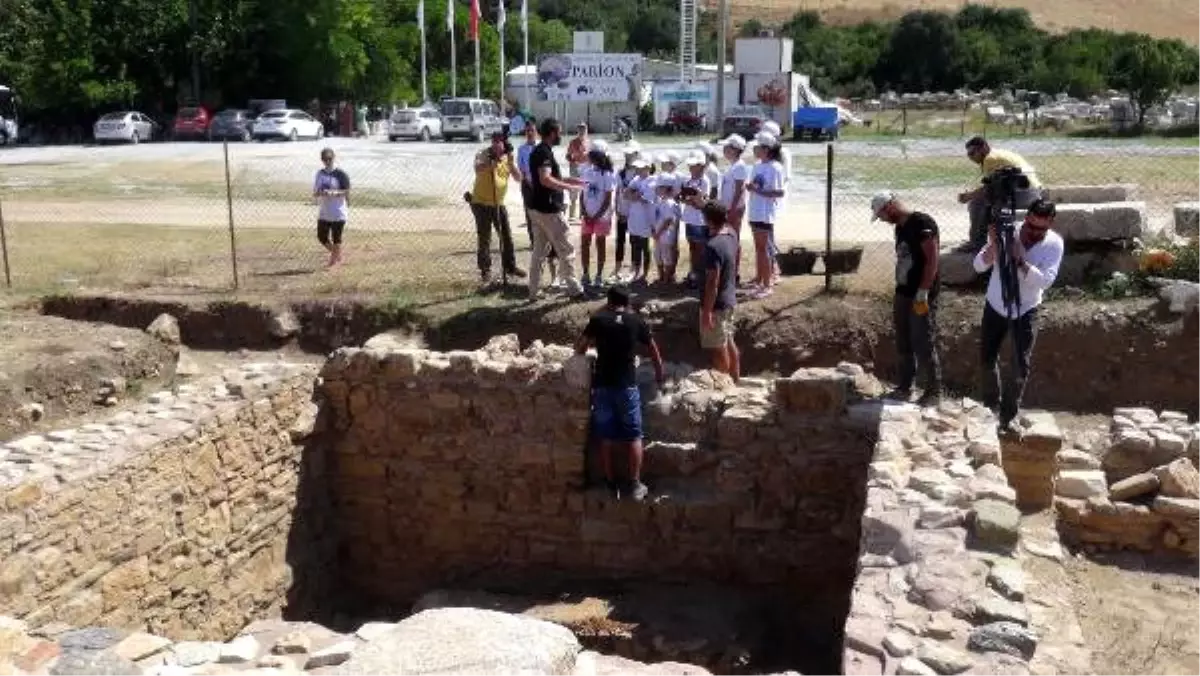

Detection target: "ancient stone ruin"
[0, 333, 1195, 675]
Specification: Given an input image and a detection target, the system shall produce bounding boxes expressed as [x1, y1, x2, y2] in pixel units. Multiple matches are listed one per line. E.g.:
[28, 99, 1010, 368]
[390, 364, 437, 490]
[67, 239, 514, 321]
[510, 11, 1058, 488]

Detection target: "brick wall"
[317, 342, 877, 656]
[0, 364, 334, 640]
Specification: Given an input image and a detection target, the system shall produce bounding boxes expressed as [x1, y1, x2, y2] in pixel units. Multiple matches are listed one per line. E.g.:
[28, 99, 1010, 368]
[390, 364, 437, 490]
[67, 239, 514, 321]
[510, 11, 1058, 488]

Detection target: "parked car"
[439, 98, 504, 141]
[663, 108, 706, 135]
[248, 99, 287, 118]
[93, 111, 158, 144]
[388, 108, 442, 141]
[251, 109, 324, 141]
[722, 105, 769, 138]
[208, 109, 255, 142]
[172, 106, 211, 140]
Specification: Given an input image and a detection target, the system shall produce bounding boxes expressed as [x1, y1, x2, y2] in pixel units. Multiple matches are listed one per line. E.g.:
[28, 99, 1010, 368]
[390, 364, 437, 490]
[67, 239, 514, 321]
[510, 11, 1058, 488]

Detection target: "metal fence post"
[824, 143, 834, 292]
[223, 140, 240, 290]
[0, 196, 10, 289]
[961, 100, 968, 137]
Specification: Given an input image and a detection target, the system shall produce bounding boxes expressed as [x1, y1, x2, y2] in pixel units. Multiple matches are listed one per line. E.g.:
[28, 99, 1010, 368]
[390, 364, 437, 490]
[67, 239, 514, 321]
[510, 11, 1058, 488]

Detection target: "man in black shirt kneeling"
[575, 286, 665, 502]
[872, 191, 943, 406]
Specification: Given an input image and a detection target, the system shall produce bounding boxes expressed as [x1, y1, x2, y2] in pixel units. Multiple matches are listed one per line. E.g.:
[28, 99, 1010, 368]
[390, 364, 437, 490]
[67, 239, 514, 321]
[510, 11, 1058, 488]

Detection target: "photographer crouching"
[470, 131, 527, 287]
[972, 197, 1063, 435]
[957, 136, 1044, 253]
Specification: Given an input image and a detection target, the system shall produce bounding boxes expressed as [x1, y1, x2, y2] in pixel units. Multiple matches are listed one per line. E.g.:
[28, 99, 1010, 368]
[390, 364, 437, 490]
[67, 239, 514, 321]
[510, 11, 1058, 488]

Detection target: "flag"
[446, 0, 454, 32]
[469, 0, 480, 41]
[497, 0, 506, 32]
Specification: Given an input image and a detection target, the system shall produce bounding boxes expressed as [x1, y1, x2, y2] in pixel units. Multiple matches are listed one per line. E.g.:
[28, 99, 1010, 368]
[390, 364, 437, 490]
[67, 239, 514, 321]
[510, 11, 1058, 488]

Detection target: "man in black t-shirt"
[575, 286, 665, 502]
[699, 201, 740, 380]
[527, 118, 585, 300]
[872, 191, 943, 406]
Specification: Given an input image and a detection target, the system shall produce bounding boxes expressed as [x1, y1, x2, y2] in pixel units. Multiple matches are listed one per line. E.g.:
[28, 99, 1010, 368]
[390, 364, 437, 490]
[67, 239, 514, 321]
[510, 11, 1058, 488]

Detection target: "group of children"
[571, 124, 789, 300]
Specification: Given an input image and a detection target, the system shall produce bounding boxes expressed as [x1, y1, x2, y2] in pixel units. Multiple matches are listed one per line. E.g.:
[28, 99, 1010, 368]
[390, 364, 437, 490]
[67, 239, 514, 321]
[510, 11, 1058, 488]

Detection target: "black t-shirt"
[704, 230, 739, 311]
[528, 142, 564, 214]
[894, 211, 940, 296]
[583, 308, 653, 388]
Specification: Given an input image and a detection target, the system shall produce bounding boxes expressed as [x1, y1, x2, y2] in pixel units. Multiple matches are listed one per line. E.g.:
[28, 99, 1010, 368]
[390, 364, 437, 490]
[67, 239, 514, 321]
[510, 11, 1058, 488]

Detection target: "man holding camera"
[958, 136, 1043, 253]
[470, 131, 526, 286]
[972, 199, 1063, 433]
[872, 191, 942, 406]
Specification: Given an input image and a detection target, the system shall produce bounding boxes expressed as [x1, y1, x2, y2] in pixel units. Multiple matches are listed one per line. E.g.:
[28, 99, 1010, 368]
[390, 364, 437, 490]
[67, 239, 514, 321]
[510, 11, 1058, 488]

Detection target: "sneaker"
[505, 267, 528, 279]
[998, 419, 1022, 440]
[581, 274, 592, 289]
[751, 287, 772, 300]
[478, 271, 493, 289]
[628, 480, 649, 503]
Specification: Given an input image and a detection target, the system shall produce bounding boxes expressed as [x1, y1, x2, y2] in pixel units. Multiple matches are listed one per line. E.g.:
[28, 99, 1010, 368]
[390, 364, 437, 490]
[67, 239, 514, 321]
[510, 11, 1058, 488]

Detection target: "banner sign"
[658, 85, 710, 102]
[535, 53, 643, 103]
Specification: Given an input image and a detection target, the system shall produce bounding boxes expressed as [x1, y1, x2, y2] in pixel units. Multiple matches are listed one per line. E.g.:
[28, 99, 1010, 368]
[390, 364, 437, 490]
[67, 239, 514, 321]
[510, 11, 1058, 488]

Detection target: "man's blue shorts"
[685, 224, 708, 243]
[591, 386, 643, 441]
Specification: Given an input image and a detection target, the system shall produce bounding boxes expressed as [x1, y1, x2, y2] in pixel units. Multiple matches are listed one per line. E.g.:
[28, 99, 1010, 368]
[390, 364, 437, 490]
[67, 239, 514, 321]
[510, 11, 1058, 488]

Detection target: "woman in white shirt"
[745, 131, 786, 298]
[580, 148, 618, 288]
[718, 134, 749, 283]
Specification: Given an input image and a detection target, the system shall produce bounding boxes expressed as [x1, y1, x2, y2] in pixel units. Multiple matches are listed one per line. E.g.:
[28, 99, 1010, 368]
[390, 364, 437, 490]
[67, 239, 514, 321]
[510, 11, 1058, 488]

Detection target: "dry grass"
[719, 0, 1200, 45]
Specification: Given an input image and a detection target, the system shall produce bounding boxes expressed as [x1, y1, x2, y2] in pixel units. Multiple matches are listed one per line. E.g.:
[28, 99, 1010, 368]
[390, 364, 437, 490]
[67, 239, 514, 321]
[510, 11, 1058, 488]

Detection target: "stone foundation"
[0, 363, 332, 639]
[999, 412, 1064, 512]
[1055, 408, 1199, 557]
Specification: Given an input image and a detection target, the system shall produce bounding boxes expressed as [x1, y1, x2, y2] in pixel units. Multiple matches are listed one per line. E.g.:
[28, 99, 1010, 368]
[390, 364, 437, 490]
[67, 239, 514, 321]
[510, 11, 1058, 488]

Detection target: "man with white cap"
[872, 190, 943, 406]
[612, 141, 643, 281]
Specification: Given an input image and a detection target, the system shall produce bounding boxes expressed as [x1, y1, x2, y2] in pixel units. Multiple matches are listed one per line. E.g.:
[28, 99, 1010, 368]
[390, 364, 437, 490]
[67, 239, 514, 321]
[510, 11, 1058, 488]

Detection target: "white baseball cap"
[590, 139, 609, 153]
[664, 150, 682, 164]
[871, 191, 898, 221]
[753, 131, 779, 147]
[629, 158, 650, 169]
[684, 153, 706, 166]
[719, 134, 747, 150]
[623, 141, 642, 155]
[761, 120, 782, 137]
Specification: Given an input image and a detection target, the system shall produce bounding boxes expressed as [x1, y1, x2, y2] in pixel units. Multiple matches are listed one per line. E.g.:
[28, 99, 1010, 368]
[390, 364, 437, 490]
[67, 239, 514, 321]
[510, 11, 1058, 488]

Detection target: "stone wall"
[316, 338, 878, 673]
[0, 363, 333, 640]
[1055, 407, 1199, 557]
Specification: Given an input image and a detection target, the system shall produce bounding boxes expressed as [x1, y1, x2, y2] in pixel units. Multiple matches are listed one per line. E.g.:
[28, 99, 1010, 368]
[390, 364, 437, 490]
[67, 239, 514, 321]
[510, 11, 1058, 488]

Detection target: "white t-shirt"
[656, 199, 682, 231]
[704, 163, 722, 197]
[720, 161, 750, 210]
[747, 160, 785, 225]
[616, 168, 637, 218]
[583, 170, 617, 220]
[679, 176, 710, 226]
[626, 176, 657, 238]
[314, 168, 350, 222]
[780, 146, 793, 196]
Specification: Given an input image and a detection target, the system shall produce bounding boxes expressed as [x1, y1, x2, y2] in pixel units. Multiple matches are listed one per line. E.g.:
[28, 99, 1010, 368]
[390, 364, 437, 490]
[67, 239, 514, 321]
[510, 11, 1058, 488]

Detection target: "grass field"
[722, 0, 1199, 44]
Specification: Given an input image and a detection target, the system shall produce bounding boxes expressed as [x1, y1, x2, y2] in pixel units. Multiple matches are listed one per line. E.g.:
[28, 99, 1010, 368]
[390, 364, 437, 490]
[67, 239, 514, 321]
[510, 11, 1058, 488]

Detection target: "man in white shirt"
[972, 199, 1064, 432]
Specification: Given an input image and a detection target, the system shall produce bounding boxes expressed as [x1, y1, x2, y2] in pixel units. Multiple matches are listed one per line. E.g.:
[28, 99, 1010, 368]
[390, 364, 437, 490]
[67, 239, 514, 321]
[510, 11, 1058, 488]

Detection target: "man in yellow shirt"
[957, 136, 1044, 252]
[471, 131, 527, 285]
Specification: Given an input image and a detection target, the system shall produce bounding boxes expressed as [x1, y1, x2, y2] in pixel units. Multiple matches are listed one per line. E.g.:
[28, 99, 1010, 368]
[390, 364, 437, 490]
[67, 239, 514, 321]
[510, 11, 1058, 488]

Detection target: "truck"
[791, 106, 839, 141]
[0, 85, 17, 145]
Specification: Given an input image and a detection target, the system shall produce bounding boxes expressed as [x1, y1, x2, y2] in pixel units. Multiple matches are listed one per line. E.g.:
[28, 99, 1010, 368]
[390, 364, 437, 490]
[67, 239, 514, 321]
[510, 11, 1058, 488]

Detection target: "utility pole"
[714, 0, 727, 131]
[189, 0, 200, 102]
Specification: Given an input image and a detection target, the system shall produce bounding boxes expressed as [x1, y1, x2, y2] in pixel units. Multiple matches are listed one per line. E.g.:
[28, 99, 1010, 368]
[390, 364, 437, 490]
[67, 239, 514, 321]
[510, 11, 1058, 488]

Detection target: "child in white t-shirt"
[580, 148, 618, 288]
[679, 155, 712, 288]
[746, 132, 786, 298]
[652, 178, 681, 284]
[623, 159, 656, 283]
[718, 135, 750, 284]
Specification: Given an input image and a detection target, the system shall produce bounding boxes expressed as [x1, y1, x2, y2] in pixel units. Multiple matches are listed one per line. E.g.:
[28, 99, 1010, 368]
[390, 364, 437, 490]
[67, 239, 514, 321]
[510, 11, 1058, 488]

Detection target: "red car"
[173, 106, 211, 140]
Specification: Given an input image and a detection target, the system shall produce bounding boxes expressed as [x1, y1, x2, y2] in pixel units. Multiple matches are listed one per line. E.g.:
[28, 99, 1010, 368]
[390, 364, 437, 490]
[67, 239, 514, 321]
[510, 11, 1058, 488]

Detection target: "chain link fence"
[0, 132, 1195, 299]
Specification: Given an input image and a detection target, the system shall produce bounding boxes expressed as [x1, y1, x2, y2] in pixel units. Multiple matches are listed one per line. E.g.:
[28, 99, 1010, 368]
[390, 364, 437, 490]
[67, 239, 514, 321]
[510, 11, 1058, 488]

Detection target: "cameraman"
[972, 199, 1063, 433]
[957, 137, 1043, 253]
[471, 131, 526, 286]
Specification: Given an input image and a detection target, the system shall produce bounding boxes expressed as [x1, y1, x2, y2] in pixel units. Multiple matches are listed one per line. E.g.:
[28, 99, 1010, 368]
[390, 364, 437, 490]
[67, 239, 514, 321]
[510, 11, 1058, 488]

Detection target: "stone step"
[642, 441, 719, 482]
[1044, 184, 1137, 205]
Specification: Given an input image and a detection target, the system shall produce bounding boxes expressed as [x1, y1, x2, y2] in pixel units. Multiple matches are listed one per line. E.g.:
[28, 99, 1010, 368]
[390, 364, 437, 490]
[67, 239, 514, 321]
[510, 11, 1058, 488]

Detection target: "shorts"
[317, 219, 345, 245]
[654, 235, 677, 265]
[684, 224, 708, 243]
[700, 307, 736, 349]
[581, 216, 612, 237]
[749, 221, 773, 234]
[592, 386, 643, 441]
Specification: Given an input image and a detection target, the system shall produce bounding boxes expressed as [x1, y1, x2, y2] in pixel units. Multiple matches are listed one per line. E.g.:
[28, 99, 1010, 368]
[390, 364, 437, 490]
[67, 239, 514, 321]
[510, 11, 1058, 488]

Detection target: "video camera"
[982, 166, 1031, 232]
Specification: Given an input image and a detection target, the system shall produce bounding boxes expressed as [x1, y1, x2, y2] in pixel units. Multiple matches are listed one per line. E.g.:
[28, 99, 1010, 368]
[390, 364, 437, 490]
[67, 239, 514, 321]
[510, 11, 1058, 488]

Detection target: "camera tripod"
[990, 185, 1027, 429]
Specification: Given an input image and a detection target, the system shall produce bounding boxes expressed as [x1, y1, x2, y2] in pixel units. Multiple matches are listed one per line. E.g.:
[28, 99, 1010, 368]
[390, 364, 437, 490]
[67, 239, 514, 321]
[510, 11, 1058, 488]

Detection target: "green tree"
[1110, 36, 1191, 128]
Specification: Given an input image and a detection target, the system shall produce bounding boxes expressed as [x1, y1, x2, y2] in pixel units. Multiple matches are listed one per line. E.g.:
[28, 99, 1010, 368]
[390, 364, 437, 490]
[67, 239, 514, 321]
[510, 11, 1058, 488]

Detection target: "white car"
[388, 108, 442, 142]
[251, 109, 324, 141]
[93, 111, 158, 144]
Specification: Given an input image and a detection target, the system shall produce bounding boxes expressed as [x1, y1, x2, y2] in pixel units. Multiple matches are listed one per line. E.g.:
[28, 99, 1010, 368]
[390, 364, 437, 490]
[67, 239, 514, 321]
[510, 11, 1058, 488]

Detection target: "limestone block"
[1044, 184, 1136, 204]
[1054, 470, 1108, 500]
[1175, 202, 1199, 238]
[970, 499, 1020, 552]
[146, 313, 181, 346]
[774, 368, 852, 415]
[335, 608, 580, 675]
[938, 250, 979, 286]
[1075, 201, 1146, 241]
[1108, 472, 1159, 501]
[1154, 458, 1200, 499]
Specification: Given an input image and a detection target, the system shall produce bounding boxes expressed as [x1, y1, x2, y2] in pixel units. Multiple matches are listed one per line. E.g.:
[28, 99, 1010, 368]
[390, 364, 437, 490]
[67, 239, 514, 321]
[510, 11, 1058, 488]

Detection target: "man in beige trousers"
[526, 117, 585, 301]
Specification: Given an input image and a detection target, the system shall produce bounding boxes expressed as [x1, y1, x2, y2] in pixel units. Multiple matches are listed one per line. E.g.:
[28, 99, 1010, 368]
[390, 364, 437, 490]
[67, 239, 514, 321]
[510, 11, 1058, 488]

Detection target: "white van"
[439, 98, 504, 142]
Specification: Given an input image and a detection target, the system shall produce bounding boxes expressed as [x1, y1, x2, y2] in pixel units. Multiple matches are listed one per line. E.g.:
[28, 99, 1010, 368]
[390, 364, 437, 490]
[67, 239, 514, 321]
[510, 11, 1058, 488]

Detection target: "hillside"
[717, 0, 1200, 45]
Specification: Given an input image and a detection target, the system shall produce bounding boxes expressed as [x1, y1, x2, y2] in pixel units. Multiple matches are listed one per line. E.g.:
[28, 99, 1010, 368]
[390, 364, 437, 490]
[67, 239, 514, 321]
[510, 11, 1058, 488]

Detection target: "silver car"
[93, 111, 157, 144]
[388, 108, 442, 142]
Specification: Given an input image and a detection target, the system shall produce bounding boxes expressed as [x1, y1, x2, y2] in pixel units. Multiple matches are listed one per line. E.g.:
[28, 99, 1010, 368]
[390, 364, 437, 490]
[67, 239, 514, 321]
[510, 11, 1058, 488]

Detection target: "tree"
[873, 11, 964, 93]
[1110, 36, 1189, 128]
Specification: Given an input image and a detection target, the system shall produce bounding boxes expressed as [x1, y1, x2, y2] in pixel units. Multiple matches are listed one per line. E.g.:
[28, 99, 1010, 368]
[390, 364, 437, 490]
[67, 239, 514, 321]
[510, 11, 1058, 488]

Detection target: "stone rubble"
[844, 398, 1041, 676]
[1056, 408, 1199, 557]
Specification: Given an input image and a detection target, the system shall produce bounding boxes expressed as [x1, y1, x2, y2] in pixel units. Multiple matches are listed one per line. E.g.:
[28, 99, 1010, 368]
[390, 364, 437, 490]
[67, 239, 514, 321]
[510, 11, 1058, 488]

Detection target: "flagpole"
[419, 0, 428, 103]
[499, 5, 506, 102]
[522, 0, 530, 110]
[449, 0, 457, 97]
[475, 37, 481, 99]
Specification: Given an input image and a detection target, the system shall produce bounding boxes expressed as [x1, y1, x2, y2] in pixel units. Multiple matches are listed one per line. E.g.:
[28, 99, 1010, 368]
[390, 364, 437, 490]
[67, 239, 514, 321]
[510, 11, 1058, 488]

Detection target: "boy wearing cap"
[718, 135, 749, 282]
[695, 142, 722, 199]
[652, 176, 681, 284]
[624, 159, 656, 283]
[612, 142, 642, 281]
[680, 154, 712, 288]
[872, 191, 943, 406]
